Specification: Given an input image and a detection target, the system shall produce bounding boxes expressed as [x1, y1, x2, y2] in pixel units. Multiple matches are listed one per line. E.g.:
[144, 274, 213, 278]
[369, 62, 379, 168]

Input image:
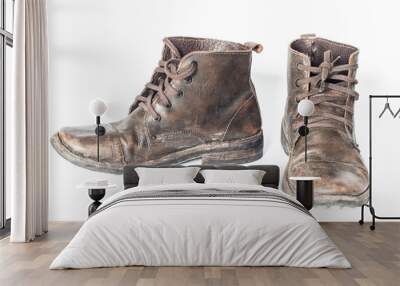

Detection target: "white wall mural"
[48, 0, 399, 221]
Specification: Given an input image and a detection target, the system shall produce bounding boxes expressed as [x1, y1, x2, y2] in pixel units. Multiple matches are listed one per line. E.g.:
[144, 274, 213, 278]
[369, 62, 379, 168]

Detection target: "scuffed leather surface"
[58, 124, 124, 164]
[51, 37, 263, 172]
[223, 94, 262, 141]
[147, 51, 256, 157]
[281, 36, 368, 206]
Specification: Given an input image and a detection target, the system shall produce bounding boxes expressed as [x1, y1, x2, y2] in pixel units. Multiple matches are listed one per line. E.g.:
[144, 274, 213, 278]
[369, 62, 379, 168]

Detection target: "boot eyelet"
[296, 63, 302, 70]
[154, 115, 161, 121]
[151, 135, 157, 140]
[177, 90, 184, 97]
[185, 76, 192, 84]
[295, 79, 301, 87]
[165, 103, 171, 108]
[190, 61, 198, 73]
[157, 77, 164, 84]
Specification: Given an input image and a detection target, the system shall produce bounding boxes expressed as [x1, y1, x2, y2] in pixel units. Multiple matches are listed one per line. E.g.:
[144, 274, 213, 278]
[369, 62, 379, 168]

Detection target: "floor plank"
[0, 222, 399, 286]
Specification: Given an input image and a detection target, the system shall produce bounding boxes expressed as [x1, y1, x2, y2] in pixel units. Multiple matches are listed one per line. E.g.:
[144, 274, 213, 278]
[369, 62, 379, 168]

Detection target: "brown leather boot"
[51, 37, 264, 173]
[281, 34, 368, 206]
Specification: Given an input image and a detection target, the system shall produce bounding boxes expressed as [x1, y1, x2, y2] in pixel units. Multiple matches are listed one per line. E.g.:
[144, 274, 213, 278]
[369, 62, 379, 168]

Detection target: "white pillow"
[200, 169, 266, 185]
[135, 167, 200, 186]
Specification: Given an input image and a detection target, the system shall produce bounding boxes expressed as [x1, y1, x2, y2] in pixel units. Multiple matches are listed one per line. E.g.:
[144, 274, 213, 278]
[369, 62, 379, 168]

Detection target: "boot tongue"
[161, 38, 182, 61]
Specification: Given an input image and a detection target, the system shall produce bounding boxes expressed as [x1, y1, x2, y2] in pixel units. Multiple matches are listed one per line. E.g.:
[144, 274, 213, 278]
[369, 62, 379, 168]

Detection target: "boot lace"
[132, 58, 196, 120]
[293, 50, 359, 139]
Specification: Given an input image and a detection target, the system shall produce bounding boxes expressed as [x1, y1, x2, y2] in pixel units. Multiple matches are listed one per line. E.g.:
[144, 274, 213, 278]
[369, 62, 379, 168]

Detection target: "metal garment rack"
[359, 95, 400, 230]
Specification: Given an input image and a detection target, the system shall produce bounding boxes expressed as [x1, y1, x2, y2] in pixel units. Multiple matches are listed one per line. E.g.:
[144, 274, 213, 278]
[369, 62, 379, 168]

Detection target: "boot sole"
[50, 131, 263, 174]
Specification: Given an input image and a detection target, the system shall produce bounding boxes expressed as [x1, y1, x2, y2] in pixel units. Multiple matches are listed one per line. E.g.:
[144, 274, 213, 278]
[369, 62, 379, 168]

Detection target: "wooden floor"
[0, 222, 399, 286]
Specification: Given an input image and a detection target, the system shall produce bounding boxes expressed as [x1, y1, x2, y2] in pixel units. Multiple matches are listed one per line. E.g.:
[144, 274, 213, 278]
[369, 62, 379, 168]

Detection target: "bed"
[50, 164, 350, 269]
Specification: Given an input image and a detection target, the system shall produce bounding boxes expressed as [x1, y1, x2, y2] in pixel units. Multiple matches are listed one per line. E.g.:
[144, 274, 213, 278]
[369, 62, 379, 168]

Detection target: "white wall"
[47, 0, 400, 221]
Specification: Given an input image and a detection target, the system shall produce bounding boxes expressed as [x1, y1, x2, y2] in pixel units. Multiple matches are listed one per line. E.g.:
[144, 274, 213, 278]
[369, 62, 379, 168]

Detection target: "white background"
[47, 0, 400, 221]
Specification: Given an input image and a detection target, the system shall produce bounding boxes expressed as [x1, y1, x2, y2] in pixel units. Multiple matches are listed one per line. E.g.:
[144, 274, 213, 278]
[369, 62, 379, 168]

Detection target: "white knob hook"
[89, 98, 107, 117]
[298, 99, 315, 117]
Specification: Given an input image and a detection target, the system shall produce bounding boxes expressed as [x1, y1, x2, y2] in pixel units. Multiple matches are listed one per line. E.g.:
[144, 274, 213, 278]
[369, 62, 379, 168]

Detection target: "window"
[0, 0, 14, 235]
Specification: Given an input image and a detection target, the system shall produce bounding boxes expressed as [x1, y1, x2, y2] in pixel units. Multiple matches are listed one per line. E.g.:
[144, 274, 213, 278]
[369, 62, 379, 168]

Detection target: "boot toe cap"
[57, 125, 99, 159]
[288, 161, 369, 205]
[51, 124, 124, 170]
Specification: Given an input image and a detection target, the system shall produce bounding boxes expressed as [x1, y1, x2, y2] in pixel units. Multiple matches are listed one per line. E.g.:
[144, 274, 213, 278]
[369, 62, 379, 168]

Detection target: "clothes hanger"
[378, 97, 395, 118]
[394, 106, 400, 118]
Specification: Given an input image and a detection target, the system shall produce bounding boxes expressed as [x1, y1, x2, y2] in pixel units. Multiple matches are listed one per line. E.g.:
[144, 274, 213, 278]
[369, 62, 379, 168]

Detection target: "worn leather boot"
[281, 34, 368, 206]
[51, 37, 264, 173]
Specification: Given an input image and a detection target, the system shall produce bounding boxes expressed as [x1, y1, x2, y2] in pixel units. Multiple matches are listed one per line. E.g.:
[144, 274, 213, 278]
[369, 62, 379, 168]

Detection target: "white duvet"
[50, 183, 350, 269]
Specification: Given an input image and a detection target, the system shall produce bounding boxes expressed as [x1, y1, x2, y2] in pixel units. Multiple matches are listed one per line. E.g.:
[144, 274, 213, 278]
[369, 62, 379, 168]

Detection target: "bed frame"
[123, 165, 280, 189]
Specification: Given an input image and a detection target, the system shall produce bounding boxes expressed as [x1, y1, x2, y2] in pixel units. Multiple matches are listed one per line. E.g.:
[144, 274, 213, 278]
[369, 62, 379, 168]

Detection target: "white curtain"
[10, 0, 48, 242]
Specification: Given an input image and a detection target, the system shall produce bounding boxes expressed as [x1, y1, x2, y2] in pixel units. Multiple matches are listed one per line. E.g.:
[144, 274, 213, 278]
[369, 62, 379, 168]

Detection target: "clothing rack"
[359, 95, 400, 230]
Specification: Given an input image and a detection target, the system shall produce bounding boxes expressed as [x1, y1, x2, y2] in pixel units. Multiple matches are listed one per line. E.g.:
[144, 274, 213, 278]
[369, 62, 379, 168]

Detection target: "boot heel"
[201, 132, 263, 165]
